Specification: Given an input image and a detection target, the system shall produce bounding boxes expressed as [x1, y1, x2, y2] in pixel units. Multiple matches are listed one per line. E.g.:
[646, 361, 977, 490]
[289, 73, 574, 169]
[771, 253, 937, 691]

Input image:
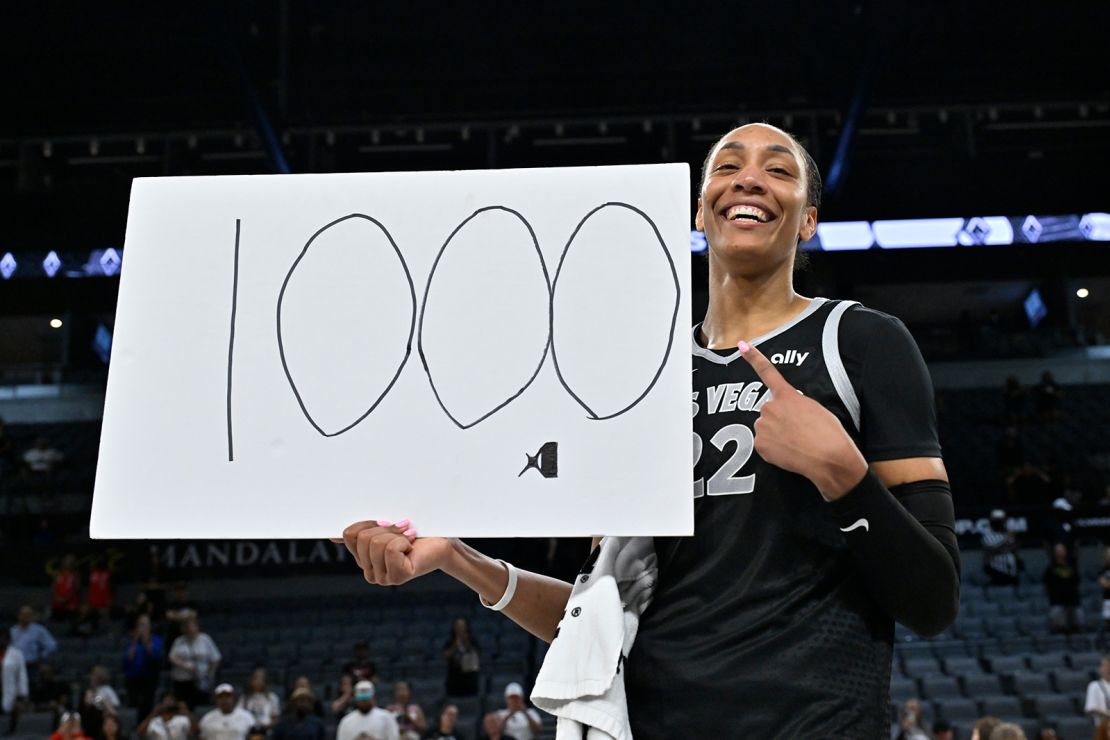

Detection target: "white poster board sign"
[91, 164, 692, 539]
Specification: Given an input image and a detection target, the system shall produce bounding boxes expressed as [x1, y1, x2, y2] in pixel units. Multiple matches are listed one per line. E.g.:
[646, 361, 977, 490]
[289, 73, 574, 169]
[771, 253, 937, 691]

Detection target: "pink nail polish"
[403, 528, 417, 537]
[737, 340, 750, 353]
[377, 520, 392, 527]
[394, 519, 411, 529]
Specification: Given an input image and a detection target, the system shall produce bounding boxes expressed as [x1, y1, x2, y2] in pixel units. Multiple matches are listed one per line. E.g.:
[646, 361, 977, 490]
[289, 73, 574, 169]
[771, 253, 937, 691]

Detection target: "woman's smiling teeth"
[724, 204, 772, 223]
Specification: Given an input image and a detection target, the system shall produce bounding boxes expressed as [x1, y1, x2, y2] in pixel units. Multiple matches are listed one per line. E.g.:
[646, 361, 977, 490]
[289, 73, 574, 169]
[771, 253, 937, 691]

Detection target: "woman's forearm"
[441, 540, 571, 642]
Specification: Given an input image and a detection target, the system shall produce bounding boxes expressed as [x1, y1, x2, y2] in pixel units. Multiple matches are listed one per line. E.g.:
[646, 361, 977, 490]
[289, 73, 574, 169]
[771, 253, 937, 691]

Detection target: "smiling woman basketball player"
[339, 123, 959, 738]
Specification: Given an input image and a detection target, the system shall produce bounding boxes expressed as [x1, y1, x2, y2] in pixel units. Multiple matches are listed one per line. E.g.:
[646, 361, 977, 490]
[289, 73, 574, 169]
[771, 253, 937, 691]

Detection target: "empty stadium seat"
[904, 656, 944, 678]
[1028, 652, 1070, 672]
[1019, 614, 1049, 635]
[997, 636, 1036, 655]
[1011, 670, 1054, 696]
[937, 697, 979, 721]
[1056, 715, 1095, 739]
[1033, 634, 1070, 653]
[921, 675, 963, 700]
[943, 656, 981, 675]
[1053, 669, 1092, 695]
[1069, 651, 1102, 671]
[962, 673, 1004, 698]
[890, 677, 919, 703]
[979, 695, 1022, 717]
[1028, 693, 1078, 719]
[13, 712, 56, 736]
[987, 655, 1028, 674]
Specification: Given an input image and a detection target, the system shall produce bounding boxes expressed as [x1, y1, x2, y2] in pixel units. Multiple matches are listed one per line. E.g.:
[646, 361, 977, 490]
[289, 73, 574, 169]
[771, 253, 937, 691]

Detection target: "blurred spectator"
[124, 614, 163, 719]
[272, 687, 324, 740]
[285, 677, 324, 718]
[982, 510, 1020, 586]
[82, 665, 121, 714]
[31, 662, 69, 713]
[10, 604, 57, 681]
[425, 704, 459, 739]
[1043, 496, 1076, 550]
[23, 436, 64, 475]
[168, 617, 221, 709]
[491, 683, 541, 740]
[385, 680, 426, 740]
[102, 714, 122, 740]
[87, 558, 114, 616]
[341, 640, 378, 683]
[971, 716, 1001, 740]
[1034, 727, 1058, 740]
[1002, 377, 1027, 425]
[138, 696, 195, 740]
[329, 674, 353, 718]
[1, 630, 29, 735]
[932, 718, 953, 740]
[199, 683, 254, 740]
[70, 604, 101, 638]
[894, 697, 929, 740]
[164, 583, 199, 646]
[79, 665, 120, 739]
[989, 723, 1027, 740]
[442, 617, 480, 697]
[1086, 657, 1110, 728]
[51, 710, 90, 740]
[1033, 371, 1063, 422]
[1044, 543, 1083, 634]
[52, 555, 82, 620]
[125, 592, 158, 635]
[481, 711, 517, 740]
[239, 669, 280, 730]
[336, 680, 398, 740]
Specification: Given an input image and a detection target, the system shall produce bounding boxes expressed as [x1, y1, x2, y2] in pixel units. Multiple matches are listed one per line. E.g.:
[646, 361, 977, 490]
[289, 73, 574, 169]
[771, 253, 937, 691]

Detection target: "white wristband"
[480, 560, 518, 611]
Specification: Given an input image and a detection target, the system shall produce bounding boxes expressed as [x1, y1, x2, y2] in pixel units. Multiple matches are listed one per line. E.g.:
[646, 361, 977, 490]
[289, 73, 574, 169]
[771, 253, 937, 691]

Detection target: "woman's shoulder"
[831, 300, 919, 359]
[835, 301, 906, 335]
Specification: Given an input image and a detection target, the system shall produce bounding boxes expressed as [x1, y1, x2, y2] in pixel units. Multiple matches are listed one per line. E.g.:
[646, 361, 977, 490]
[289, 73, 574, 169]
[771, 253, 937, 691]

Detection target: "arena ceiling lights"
[692, 212, 1110, 253]
[1, 214, 1108, 280]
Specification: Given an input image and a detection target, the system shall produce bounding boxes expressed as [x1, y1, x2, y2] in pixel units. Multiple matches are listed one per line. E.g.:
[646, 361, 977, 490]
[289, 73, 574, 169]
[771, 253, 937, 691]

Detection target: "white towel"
[531, 536, 657, 740]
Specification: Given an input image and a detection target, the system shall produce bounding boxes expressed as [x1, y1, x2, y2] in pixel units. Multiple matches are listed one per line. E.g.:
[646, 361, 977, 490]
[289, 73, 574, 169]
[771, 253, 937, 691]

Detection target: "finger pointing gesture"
[737, 340, 867, 500]
[736, 339, 797, 400]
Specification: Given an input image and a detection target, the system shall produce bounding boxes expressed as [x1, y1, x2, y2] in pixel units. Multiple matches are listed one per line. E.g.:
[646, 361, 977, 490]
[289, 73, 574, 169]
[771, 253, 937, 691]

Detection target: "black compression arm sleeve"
[828, 471, 960, 637]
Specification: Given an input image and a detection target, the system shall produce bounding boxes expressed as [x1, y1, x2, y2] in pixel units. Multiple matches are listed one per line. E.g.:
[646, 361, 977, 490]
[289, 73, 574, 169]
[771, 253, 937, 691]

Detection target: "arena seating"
[884, 542, 1109, 738]
[6, 587, 548, 739]
[3, 381, 1110, 738]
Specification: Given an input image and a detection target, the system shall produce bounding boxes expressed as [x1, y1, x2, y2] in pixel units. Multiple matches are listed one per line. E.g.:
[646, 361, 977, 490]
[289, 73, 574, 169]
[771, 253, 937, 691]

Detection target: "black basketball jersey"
[624, 297, 942, 739]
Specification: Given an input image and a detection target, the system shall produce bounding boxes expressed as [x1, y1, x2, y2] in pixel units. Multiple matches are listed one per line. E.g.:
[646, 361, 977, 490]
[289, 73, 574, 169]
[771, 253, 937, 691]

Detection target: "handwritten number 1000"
[226, 203, 681, 462]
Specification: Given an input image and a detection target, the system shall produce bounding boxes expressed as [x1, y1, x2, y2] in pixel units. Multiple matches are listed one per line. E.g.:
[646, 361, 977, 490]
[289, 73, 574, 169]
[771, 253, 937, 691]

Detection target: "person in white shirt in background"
[200, 684, 255, 740]
[1, 631, 29, 735]
[84, 665, 121, 713]
[1085, 656, 1110, 727]
[168, 617, 221, 708]
[335, 680, 399, 740]
[238, 669, 281, 730]
[493, 683, 541, 740]
[139, 696, 195, 740]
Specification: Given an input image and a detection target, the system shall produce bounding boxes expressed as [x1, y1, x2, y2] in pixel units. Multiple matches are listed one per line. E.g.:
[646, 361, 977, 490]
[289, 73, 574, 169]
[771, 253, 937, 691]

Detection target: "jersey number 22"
[693, 424, 756, 498]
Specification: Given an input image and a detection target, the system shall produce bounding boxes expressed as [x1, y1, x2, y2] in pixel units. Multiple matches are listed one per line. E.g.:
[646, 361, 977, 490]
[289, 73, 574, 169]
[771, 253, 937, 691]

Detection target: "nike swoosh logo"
[840, 518, 869, 533]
